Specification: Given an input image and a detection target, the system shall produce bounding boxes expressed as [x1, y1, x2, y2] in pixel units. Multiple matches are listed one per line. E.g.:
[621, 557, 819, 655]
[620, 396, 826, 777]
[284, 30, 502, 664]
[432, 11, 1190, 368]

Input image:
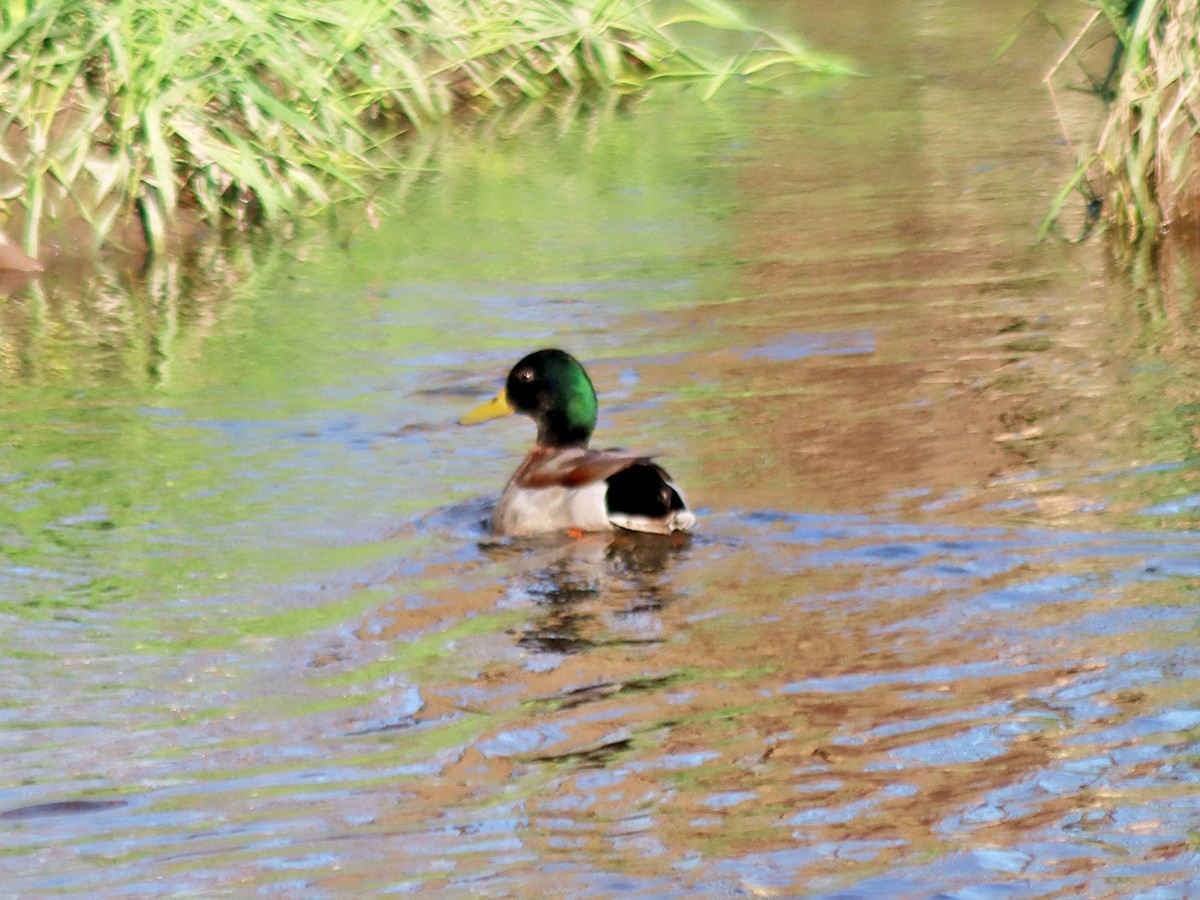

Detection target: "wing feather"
[514, 446, 648, 489]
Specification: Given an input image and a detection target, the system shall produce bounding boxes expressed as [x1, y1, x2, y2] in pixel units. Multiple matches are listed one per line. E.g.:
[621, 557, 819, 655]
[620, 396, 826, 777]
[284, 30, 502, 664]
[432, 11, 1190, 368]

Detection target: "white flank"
[492, 482, 612, 537]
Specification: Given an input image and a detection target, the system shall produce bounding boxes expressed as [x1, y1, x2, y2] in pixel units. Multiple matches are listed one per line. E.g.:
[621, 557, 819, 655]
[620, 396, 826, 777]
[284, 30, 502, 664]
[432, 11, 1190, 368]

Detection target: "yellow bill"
[459, 388, 515, 425]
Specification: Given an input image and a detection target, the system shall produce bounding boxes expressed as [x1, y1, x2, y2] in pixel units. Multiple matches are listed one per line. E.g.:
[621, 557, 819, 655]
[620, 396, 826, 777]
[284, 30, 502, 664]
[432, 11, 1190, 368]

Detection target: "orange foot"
[567, 528, 586, 539]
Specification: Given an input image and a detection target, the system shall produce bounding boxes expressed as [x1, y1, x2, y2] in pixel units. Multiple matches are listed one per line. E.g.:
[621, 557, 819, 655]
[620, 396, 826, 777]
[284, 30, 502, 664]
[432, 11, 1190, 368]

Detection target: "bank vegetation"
[0, 0, 849, 264]
[1049, 0, 1200, 247]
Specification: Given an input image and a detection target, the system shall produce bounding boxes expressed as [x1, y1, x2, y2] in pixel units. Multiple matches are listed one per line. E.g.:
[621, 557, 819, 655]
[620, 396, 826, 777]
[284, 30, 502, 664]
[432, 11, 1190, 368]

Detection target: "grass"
[0, 0, 852, 257]
[1046, 0, 1200, 245]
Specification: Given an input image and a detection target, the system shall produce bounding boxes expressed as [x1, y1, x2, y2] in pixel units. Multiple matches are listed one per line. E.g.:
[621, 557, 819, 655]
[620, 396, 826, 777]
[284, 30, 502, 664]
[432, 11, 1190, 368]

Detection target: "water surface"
[3, 1, 1200, 896]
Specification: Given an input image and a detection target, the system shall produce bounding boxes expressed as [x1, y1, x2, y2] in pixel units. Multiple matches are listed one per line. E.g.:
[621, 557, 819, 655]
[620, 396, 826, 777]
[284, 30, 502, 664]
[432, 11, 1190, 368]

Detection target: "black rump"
[605, 463, 686, 518]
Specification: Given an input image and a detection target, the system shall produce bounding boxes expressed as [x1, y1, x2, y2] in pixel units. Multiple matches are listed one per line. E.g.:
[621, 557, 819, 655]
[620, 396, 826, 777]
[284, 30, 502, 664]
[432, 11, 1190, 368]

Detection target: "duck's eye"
[516, 368, 535, 383]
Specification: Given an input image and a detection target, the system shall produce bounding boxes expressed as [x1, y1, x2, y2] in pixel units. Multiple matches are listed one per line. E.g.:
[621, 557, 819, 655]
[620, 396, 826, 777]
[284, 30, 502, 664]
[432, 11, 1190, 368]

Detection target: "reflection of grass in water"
[1097, 236, 1200, 524]
[0, 242, 270, 389]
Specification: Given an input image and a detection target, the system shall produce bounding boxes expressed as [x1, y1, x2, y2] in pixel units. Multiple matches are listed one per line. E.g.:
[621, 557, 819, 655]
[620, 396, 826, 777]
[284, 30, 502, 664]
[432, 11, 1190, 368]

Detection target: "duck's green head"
[460, 349, 598, 447]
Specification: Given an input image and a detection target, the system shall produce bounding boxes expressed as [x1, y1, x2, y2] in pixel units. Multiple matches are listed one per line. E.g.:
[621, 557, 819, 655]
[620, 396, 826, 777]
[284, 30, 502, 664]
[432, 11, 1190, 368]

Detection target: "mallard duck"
[459, 349, 695, 537]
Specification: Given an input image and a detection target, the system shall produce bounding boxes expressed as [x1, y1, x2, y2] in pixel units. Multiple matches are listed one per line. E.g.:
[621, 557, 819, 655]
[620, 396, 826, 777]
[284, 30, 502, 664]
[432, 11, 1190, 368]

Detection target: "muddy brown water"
[3, 2, 1200, 896]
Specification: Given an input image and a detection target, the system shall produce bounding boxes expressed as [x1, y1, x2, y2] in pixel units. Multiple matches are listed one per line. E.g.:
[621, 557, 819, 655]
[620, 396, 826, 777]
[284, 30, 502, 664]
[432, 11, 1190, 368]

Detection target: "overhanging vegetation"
[0, 0, 851, 258]
[1047, 0, 1200, 246]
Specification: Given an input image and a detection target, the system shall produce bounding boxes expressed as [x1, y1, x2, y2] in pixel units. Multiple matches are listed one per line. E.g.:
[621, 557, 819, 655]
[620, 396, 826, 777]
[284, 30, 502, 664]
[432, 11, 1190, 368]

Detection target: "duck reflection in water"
[479, 530, 692, 657]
